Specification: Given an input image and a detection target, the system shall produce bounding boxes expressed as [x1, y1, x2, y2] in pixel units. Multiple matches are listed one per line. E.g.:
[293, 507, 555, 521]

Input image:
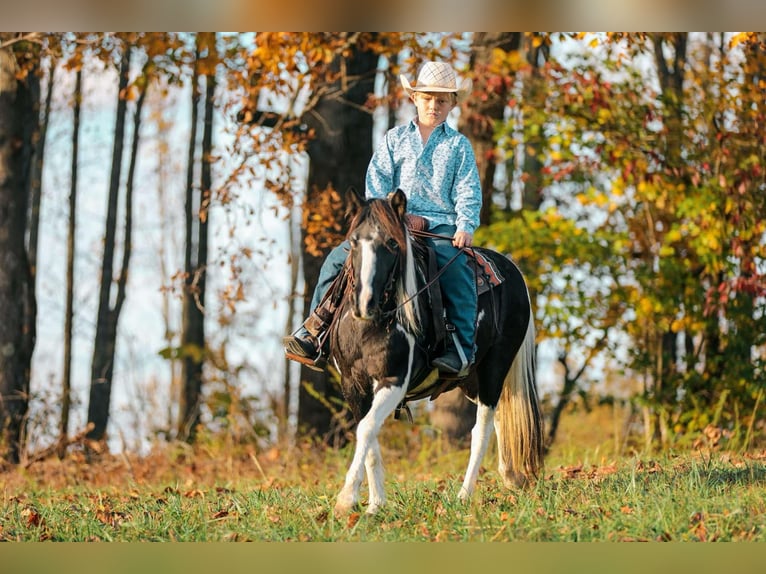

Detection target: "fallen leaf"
[346, 512, 360, 528]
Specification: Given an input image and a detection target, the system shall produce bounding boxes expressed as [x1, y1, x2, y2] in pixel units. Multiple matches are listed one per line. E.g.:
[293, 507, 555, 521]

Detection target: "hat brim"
[400, 75, 472, 103]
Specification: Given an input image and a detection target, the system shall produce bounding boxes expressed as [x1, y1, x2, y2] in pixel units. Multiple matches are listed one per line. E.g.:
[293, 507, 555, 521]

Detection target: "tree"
[295, 35, 378, 444]
[485, 32, 766, 449]
[0, 34, 39, 464]
[178, 32, 217, 442]
[60, 61, 81, 456]
[86, 36, 149, 445]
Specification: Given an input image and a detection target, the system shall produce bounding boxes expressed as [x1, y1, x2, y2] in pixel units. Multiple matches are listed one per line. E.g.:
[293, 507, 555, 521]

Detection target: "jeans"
[308, 224, 477, 361]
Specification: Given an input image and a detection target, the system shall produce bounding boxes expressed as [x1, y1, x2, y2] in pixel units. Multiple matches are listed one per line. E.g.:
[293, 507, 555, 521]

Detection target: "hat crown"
[414, 61, 457, 91]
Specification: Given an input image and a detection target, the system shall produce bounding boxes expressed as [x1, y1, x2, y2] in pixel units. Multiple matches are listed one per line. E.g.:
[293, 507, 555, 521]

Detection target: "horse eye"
[386, 239, 399, 251]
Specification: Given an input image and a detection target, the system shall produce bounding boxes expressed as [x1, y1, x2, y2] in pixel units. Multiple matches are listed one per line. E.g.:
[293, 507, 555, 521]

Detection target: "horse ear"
[389, 188, 407, 218]
[346, 186, 365, 219]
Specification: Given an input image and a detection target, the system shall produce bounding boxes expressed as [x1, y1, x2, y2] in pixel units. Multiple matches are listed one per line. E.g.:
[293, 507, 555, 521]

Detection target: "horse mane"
[347, 199, 408, 253]
[346, 198, 422, 333]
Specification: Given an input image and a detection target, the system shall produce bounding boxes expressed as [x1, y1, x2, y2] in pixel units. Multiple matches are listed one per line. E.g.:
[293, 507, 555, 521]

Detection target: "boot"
[432, 344, 470, 378]
[283, 327, 325, 371]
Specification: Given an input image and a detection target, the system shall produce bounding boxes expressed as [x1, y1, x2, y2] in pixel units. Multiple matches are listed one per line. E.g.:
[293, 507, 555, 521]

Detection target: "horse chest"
[334, 323, 416, 383]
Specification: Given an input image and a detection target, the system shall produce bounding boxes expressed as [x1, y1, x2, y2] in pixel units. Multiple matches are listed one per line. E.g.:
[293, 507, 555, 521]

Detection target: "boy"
[284, 60, 481, 377]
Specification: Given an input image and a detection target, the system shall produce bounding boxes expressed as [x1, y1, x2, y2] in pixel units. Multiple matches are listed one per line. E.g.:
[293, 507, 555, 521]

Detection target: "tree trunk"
[87, 43, 145, 445]
[650, 33, 688, 427]
[520, 35, 549, 213]
[178, 33, 215, 442]
[0, 37, 37, 465]
[86, 44, 131, 443]
[280, 175, 301, 442]
[26, 57, 53, 285]
[296, 40, 378, 445]
[60, 66, 80, 457]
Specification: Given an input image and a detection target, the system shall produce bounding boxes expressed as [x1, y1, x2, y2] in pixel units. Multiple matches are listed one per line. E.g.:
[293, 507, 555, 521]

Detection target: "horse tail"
[496, 314, 545, 485]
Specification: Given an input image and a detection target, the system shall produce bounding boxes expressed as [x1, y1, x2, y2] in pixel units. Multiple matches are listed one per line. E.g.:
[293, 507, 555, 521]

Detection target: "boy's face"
[413, 91, 455, 128]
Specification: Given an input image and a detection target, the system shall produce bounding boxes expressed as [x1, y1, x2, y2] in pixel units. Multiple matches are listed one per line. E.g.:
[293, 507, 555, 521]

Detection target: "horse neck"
[395, 231, 425, 336]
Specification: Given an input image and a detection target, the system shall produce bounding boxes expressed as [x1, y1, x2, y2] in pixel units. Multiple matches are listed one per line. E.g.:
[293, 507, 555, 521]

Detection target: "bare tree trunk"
[178, 33, 215, 442]
[87, 44, 146, 445]
[0, 37, 37, 465]
[86, 45, 131, 444]
[26, 57, 54, 283]
[281, 172, 301, 443]
[60, 65, 80, 457]
[153, 85, 180, 438]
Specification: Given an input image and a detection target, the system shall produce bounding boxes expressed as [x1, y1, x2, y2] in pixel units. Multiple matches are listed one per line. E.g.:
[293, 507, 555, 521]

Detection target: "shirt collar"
[407, 118, 450, 134]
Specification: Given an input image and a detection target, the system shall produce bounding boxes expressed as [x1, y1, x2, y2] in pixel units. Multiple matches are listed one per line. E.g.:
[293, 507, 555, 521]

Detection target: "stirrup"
[285, 351, 326, 372]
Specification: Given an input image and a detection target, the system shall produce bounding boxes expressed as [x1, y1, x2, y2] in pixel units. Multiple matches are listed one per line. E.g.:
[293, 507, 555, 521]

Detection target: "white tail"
[495, 316, 544, 486]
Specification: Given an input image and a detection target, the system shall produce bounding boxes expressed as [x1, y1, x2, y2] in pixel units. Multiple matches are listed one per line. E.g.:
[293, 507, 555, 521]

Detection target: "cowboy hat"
[400, 61, 472, 103]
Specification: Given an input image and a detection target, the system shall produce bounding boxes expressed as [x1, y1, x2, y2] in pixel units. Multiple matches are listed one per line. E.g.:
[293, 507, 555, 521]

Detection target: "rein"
[382, 228, 474, 319]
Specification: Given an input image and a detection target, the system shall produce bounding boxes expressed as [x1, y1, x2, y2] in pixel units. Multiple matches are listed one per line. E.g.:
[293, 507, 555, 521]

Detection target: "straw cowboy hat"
[400, 61, 472, 103]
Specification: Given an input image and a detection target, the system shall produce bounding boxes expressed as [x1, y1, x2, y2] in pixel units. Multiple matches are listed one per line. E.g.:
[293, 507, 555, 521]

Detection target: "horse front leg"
[335, 383, 407, 516]
[458, 403, 495, 502]
[364, 437, 386, 514]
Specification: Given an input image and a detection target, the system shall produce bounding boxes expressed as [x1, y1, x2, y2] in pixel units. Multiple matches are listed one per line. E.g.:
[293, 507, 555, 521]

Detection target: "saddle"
[407, 216, 505, 359]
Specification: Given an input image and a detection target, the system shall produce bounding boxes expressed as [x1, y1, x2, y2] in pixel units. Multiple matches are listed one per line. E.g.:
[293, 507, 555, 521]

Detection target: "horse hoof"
[366, 502, 385, 515]
[334, 497, 355, 517]
[457, 487, 472, 503]
[503, 472, 529, 489]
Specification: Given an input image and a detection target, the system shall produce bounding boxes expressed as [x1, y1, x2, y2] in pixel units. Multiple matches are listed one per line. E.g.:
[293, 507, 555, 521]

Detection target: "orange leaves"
[21, 507, 44, 528]
[346, 512, 361, 529]
[557, 461, 620, 481]
[302, 184, 345, 257]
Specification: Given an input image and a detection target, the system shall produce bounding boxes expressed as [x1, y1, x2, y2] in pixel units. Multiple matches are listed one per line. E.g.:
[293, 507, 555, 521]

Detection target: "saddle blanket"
[466, 250, 505, 295]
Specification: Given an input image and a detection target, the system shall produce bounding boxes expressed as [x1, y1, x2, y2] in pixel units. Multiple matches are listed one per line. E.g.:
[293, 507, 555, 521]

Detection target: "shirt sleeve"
[451, 137, 483, 234]
[365, 131, 394, 200]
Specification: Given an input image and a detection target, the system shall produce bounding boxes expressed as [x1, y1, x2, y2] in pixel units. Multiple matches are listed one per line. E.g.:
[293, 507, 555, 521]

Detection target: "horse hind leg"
[458, 403, 495, 502]
[335, 383, 407, 516]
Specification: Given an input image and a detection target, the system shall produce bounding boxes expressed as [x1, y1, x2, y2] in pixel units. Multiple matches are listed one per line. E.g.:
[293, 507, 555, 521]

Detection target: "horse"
[328, 188, 544, 516]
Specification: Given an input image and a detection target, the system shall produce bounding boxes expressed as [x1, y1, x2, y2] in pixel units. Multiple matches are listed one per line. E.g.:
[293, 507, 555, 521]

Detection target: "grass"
[2, 407, 765, 542]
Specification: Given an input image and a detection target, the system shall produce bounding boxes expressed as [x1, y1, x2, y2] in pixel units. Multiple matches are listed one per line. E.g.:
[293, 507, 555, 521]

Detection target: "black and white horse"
[329, 188, 544, 515]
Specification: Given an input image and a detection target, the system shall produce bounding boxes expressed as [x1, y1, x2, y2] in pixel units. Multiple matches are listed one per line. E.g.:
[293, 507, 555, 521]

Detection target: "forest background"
[0, 32, 764, 470]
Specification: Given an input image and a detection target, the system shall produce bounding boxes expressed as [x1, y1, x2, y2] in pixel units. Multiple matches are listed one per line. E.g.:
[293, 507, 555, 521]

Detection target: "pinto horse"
[328, 188, 544, 515]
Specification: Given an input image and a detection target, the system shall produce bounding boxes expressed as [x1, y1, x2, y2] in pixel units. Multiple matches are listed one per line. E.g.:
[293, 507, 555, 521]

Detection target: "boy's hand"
[453, 230, 473, 248]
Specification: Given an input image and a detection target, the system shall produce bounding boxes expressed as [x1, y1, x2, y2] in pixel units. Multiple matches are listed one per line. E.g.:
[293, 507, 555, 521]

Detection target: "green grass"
[2, 445, 764, 542]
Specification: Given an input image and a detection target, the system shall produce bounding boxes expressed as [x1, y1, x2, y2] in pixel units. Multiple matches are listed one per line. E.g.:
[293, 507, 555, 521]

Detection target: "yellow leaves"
[638, 296, 654, 316]
[611, 177, 625, 197]
[666, 227, 683, 243]
[490, 47, 525, 73]
[659, 245, 675, 257]
[597, 108, 611, 125]
[575, 188, 609, 208]
[729, 32, 757, 49]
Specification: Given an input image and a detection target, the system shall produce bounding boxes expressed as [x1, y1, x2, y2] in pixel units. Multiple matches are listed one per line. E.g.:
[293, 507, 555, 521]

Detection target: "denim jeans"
[308, 224, 477, 361]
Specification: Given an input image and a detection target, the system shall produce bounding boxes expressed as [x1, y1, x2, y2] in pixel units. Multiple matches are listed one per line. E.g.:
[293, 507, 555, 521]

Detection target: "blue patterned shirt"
[365, 119, 482, 234]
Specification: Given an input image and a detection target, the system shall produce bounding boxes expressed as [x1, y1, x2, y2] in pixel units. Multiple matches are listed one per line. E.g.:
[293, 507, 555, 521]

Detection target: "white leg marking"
[335, 384, 408, 515]
[364, 439, 386, 514]
[458, 403, 495, 502]
[357, 239, 376, 318]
